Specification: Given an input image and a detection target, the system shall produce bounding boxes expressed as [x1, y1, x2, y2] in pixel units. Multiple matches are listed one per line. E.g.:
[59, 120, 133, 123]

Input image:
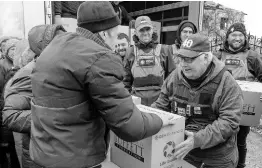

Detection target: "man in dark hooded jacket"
[214, 22, 262, 168]
[172, 20, 197, 65]
[124, 16, 176, 106]
[2, 24, 66, 168]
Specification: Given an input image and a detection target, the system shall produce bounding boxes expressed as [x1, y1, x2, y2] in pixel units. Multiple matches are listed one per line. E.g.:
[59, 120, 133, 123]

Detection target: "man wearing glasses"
[152, 33, 243, 168]
[123, 16, 175, 106]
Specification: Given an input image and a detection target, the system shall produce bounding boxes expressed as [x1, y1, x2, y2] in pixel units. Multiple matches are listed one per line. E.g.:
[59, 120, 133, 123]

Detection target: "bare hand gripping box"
[236, 80, 262, 126]
[110, 105, 195, 168]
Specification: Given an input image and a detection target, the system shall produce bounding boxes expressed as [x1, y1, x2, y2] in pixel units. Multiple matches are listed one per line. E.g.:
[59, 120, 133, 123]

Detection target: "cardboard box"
[132, 95, 141, 105]
[101, 161, 120, 168]
[236, 80, 262, 126]
[110, 105, 194, 168]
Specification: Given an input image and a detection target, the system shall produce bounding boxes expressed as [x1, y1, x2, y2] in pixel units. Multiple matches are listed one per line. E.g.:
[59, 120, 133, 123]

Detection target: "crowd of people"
[1, 1, 262, 168]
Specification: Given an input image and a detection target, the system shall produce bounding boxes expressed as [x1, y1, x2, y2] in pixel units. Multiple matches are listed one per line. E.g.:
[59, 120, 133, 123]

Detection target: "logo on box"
[114, 136, 144, 162]
[163, 141, 176, 158]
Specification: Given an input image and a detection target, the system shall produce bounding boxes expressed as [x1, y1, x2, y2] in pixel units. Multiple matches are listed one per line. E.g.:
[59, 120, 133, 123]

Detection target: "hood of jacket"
[175, 20, 197, 48]
[28, 24, 66, 56]
[132, 32, 158, 49]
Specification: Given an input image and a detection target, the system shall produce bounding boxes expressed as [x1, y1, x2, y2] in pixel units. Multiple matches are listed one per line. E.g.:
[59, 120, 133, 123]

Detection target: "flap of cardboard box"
[236, 80, 262, 93]
[136, 104, 184, 120]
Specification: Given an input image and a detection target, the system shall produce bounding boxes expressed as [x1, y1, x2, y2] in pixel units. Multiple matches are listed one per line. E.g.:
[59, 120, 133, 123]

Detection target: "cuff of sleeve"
[193, 132, 203, 149]
[144, 113, 163, 138]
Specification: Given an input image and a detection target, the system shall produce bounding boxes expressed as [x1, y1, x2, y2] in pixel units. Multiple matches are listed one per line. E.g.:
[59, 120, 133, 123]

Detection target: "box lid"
[136, 104, 184, 120]
[236, 80, 262, 93]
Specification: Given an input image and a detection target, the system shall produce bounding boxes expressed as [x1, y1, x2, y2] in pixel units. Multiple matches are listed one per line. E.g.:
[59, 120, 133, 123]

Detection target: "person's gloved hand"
[174, 130, 194, 159]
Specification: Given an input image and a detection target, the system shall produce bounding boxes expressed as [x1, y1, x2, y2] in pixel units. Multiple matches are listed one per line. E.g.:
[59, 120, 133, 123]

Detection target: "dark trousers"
[237, 125, 250, 168]
[0, 131, 21, 168]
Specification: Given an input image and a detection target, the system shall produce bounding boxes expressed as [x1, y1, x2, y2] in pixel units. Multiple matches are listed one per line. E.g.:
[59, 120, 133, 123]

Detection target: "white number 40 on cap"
[182, 39, 193, 48]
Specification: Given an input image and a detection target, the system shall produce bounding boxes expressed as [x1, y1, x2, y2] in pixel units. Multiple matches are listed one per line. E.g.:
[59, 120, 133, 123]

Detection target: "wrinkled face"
[7, 46, 16, 60]
[116, 38, 129, 57]
[136, 26, 153, 43]
[104, 26, 120, 50]
[179, 53, 208, 79]
[180, 27, 194, 42]
[227, 31, 245, 51]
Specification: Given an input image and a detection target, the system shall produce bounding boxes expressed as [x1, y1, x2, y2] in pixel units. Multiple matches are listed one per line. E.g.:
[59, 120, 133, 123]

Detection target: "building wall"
[0, 1, 45, 39]
[121, 1, 201, 45]
[201, 1, 245, 41]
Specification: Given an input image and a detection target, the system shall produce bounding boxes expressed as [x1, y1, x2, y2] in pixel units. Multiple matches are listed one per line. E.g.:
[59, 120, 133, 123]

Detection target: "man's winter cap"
[226, 23, 247, 38]
[135, 16, 153, 31]
[178, 33, 210, 58]
[3, 38, 20, 57]
[180, 22, 197, 34]
[77, 1, 121, 33]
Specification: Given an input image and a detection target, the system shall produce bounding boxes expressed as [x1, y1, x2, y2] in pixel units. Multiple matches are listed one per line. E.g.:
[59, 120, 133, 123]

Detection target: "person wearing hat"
[0, 37, 21, 168]
[0, 38, 20, 106]
[152, 33, 243, 167]
[172, 21, 198, 65]
[29, 2, 175, 168]
[0, 36, 20, 60]
[214, 22, 262, 168]
[2, 24, 66, 168]
[124, 16, 176, 106]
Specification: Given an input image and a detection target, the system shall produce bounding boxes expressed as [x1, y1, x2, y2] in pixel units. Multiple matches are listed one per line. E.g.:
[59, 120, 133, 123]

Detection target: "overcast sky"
[214, 0, 262, 37]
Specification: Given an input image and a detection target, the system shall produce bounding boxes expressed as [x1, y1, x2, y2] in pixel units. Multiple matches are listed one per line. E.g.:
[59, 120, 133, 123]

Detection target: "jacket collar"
[76, 27, 111, 50]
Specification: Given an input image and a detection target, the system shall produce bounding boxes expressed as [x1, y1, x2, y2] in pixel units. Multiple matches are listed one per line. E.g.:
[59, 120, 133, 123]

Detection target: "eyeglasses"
[178, 53, 203, 63]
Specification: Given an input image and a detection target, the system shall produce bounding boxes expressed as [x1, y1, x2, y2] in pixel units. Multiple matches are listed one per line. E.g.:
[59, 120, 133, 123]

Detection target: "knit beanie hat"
[3, 38, 20, 59]
[226, 23, 246, 39]
[77, 1, 121, 33]
[180, 22, 197, 34]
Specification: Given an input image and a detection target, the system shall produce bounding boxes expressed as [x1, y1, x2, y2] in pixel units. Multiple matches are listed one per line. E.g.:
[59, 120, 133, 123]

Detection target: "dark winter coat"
[29, 27, 163, 168]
